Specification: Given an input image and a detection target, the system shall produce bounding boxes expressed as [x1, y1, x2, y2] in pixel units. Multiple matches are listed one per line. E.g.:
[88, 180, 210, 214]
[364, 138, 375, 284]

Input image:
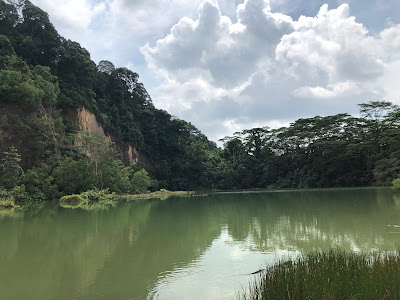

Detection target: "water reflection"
[0, 188, 399, 300]
[216, 188, 400, 253]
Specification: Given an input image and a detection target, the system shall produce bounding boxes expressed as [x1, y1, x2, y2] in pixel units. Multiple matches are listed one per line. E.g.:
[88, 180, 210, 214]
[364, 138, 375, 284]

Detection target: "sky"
[29, 0, 400, 143]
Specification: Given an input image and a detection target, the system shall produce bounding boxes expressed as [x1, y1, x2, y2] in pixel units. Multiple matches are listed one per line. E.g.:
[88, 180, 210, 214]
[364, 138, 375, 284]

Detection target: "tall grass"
[241, 250, 400, 300]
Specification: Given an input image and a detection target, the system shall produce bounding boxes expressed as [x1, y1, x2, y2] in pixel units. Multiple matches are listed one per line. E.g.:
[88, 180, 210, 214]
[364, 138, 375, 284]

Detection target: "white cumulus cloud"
[142, 0, 400, 142]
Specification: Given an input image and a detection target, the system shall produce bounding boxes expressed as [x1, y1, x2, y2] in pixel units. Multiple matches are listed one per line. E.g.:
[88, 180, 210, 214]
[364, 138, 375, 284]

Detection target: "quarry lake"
[1, 188, 400, 300]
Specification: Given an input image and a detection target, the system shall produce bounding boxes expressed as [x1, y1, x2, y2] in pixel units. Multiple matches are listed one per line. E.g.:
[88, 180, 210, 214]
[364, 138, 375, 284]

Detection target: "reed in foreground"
[241, 250, 400, 300]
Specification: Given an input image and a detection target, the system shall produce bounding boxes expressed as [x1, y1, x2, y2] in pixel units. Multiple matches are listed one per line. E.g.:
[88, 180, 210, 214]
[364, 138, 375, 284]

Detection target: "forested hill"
[0, 0, 399, 201]
[0, 0, 218, 196]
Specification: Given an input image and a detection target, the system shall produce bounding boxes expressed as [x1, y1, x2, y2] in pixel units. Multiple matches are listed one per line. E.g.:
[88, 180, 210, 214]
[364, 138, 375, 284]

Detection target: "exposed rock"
[66, 107, 141, 165]
[67, 107, 110, 141]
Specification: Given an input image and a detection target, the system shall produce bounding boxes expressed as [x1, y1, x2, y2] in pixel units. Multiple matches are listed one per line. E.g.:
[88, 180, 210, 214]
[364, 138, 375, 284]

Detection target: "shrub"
[60, 189, 116, 204]
[80, 189, 116, 201]
[393, 178, 400, 191]
[59, 194, 87, 204]
[52, 157, 95, 194]
[130, 169, 151, 194]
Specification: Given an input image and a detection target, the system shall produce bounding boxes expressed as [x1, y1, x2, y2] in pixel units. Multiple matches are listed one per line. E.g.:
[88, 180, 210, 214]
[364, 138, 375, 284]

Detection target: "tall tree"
[0, 146, 23, 189]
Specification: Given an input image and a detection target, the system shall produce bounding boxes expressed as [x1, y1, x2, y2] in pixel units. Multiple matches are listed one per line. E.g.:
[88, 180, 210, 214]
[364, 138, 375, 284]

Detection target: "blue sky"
[30, 0, 400, 142]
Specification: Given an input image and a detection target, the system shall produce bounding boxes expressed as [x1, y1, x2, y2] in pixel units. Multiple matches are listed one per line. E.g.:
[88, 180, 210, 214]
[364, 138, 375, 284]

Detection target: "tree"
[31, 65, 59, 106]
[0, 146, 24, 189]
[131, 169, 150, 194]
[52, 157, 95, 194]
[359, 101, 398, 123]
[358, 101, 399, 147]
[97, 60, 115, 75]
[100, 159, 130, 193]
[74, 131, 115, 187]
[113, 67, 138, 92]
[236, 127, 270, 158]
[0, 1, 19, 36]
[0, 34, 15, 56]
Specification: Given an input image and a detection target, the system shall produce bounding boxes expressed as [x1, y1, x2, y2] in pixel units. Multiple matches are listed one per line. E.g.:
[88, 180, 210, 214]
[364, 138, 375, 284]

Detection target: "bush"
[60, 189, 116, 204]
[130, 169, 151, 194]
[80, 189, 116, 201]
[99, 159, 130, 193]
[393, 178, 400, 191]
[11, 185, 30, 202]
[52, 157, 95, 194]
[22, 163, 61, 200]
[59, 194, 87, 204]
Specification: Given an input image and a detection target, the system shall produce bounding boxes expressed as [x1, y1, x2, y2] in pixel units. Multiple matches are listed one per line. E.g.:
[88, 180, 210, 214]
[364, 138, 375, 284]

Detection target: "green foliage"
[99, 159, 130, 193]
[0, 2, 19, 36]
[75, 132, 114, 162]
[241, 250, 400, 300]
[214, 104, 400, 190]
[0, 196, 14, 208]
[130, 169, 151, 194]
[149, 179, 159, 192]
[0, 70, 43, 109]
[59, 189, 116, 209]
[373, 158, 400, 186]
[0, 35, 59, 110]
[393, 178, 400, 191]
[52, 157, 95, 194]
[0, 186, 9, 197]
[80, 189, 116, 201]
[31, 65, 59, 106]
[0, 34, 63, 171]
[59, 194, 87, 205]
[0, 34, 15, 56]
[0, 146, 23, 189]
[22, 161, 60, 200]
[97, 60, 115, 74]
[10, 184, 30, 202]
[0, 2, 218, 193]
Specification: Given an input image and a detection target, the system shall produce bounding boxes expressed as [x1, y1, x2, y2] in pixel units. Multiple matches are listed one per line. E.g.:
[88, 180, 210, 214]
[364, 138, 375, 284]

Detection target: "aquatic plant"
[60, 189, 117, 210]
[241, 250, 400, 300]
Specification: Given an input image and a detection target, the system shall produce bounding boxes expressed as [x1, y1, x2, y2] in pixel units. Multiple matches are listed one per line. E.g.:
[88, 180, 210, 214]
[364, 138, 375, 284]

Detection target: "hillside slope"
[0, 0, 218, 194]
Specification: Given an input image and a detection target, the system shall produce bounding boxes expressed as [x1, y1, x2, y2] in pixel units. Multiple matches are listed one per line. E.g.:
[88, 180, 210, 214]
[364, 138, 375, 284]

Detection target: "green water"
[1, 188, 400, 299]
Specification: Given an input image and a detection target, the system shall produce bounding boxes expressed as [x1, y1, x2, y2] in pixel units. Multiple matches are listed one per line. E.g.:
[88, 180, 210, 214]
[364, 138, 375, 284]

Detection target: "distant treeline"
[0, 1, 399, 201]
[217, 101, 400, 189]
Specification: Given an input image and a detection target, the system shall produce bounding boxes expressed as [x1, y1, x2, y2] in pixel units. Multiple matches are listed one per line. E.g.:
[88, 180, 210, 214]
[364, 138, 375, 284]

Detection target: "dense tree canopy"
[216, 102, 400, 189]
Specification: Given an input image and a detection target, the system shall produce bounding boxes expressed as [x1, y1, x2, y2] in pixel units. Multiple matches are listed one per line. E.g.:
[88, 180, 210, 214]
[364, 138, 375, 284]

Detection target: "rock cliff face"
[67, 107, 110, 141]
[67, 107, 140, 165]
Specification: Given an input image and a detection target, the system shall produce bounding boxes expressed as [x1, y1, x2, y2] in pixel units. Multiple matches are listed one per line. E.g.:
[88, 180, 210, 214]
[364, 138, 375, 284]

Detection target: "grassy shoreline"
[120, 190, 196, 201]
[240, 250, 400, 300]
[59, 189, 197, 209]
